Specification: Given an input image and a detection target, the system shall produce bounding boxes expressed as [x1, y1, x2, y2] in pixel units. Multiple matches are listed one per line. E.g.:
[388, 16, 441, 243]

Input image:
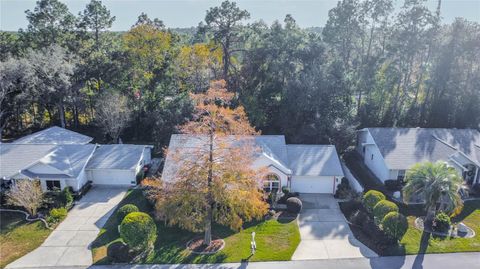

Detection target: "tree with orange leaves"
[147, 80, 268, 246]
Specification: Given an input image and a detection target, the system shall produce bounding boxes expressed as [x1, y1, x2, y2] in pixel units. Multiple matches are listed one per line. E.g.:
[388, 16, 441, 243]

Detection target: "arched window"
[263, 173, 280, 193]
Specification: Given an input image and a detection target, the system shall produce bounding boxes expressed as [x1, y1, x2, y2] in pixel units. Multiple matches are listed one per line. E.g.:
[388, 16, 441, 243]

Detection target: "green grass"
[383, 200, 480, 255]
[91, 189, 300, 264]
[0, 212, 52, 268]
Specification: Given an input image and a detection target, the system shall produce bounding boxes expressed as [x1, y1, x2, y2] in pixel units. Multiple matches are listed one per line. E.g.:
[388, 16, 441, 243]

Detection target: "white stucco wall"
[361, 130, 391, 182]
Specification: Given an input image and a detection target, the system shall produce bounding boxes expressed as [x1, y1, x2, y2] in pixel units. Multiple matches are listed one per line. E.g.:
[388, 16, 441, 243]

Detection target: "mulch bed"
[186, 237, 225, 254]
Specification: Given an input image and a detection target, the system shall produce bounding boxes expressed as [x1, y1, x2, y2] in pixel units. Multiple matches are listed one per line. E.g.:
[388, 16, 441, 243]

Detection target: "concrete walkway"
[6, 185, 128, 268]
[291, 194, 377, 260]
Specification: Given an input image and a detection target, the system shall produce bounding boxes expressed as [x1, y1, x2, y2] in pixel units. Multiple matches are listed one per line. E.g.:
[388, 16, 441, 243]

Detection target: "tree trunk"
[204, 132, 214, 246]
[58, 102, 66, 128]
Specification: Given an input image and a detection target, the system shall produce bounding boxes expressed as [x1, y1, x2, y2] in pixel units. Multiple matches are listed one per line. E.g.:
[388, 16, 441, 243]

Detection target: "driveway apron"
[6, 185, 128, 268]
[292, 193, 378, 260]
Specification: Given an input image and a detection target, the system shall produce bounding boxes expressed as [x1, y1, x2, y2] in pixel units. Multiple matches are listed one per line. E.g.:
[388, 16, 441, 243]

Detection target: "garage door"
[88, 169, 136, 185]
[291, 176, 334, 194]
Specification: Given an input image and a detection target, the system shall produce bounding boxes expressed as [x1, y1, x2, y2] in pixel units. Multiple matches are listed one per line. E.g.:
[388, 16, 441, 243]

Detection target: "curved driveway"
[6, 186, 128, 268]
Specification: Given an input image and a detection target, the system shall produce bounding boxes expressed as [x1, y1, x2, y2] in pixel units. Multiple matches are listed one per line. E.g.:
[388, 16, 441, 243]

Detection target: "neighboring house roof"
[85, 144, 150, 170]
[365, 128, 480, 170]
[162, 134, 343, 182]
[13, 126, 93, 145]
[287, 145, 344, 176]
[22, 144, 96, 179]
[0, 144, 57, 178]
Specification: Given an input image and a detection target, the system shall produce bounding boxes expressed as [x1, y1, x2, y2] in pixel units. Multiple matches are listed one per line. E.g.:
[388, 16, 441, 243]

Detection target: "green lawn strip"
[399, 200, 480, 255]
[0, 212, 52, 268]
[91, 189, 300, 264]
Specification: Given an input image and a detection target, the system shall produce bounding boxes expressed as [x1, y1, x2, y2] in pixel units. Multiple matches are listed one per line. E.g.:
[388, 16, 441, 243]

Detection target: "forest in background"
[1, 0, 479, 153]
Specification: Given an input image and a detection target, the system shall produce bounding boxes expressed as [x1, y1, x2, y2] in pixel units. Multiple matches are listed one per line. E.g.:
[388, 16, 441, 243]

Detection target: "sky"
[1, 0, 479, 31]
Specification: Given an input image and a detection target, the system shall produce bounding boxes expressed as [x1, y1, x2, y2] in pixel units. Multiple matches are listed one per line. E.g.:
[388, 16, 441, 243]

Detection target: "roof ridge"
[432, 135, 458, 150]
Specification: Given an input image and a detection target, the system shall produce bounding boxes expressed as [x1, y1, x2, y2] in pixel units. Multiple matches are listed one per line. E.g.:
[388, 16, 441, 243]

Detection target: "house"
[356, 128, 480, 185]
[162, 134, 344, 194]
[0, 126, 153, 192]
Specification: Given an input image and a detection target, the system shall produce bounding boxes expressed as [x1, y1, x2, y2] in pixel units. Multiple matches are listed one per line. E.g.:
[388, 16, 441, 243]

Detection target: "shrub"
[350, 209, 369, 226]
[47, 207, 67, 224]
[107, 241, 130, 263]
[335, 178, 352, 199]
[282, 186, 290, 195]
[117, 204, 139, 223]
[120, 212, 157, 250]
[363, 190, 386, 214]
[373, 200, 399, 224]
[286, 197, 302, 214]
[433, 212, 451, 233]
[384, 180, 402, 191]
[62, 187, 73, 206]
[381, 212, 408, 241]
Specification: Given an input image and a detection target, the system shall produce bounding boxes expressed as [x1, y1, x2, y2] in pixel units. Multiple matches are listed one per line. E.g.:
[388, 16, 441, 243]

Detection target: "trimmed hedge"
[117, 204, 139, 223]
[47, 207, 67, 224]
[373, 200, 399, 224]
[120, 212, 157, 250]
[363, 190, 386, 213]
[381, 211, 408, 241]
[286, 197, 302, 214]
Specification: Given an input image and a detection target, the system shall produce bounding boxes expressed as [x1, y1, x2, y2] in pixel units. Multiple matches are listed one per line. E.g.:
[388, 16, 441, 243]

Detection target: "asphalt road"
[11, 252, 479, 269]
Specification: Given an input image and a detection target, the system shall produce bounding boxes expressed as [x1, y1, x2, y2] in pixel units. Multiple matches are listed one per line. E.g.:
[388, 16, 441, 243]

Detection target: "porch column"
[475, 166, 479, 184]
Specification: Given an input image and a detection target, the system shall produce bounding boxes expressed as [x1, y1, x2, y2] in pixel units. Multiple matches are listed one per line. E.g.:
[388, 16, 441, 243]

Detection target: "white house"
[162, 134, 344, 194]
[0, 126, 153, 192]
[356, 128, 480, 185]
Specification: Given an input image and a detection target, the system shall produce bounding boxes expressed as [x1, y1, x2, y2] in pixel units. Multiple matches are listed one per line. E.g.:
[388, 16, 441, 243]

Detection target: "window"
[362, 146, 366, 154]
[46, 180, 61, 191]
[371, 154, 374, 160]
[263, 174, 280, 193]
[397, 170, 406, 181]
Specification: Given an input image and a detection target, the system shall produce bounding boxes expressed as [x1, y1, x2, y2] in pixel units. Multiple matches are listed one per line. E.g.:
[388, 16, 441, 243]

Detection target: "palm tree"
[403, 161, 463, 225]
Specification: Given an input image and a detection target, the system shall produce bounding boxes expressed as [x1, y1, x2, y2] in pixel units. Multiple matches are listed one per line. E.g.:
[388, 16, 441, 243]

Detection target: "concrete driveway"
[6, 185, 128, 268]
[292, 194, 377, 260]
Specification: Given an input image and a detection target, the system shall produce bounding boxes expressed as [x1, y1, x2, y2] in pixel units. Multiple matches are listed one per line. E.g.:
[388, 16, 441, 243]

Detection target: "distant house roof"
[0, 144, 57, 178]
[22, 144, 96, 179]
[162, 134, 343, 182]
[365, 128, 480, 169]
[287, 145, 344, 176]
[85, 144, 151, 170]
[13, 126, 93, 145]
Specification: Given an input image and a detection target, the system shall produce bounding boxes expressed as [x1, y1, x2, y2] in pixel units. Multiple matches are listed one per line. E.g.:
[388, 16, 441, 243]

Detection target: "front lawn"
[91, 189, 300, 264]
[0, 212, 52, 268]
[341, 200, 480, 256]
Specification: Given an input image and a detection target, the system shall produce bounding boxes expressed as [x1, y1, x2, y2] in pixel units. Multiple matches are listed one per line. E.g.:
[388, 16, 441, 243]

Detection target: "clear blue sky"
[1, 0, 479, 31]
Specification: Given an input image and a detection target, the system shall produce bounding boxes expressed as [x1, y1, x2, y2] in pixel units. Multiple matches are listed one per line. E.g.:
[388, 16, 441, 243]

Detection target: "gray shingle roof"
[162, 134, 344, 182]
[85, 144, 149, 170]
[24, 144, 96, 178]
[0, 144, 57, 178]
[367, 128, 480, 169]
[13, 126, 93, 145]
[287, 145, 344, 176]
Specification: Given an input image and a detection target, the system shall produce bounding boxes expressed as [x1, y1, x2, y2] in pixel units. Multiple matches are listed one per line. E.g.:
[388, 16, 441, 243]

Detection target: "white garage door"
[88, 169, 136, 185]
[291, 176, 335, 194]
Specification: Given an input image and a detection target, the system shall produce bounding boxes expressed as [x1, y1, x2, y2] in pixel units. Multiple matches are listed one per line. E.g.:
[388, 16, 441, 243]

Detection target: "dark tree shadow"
[412, 231, 430, 269]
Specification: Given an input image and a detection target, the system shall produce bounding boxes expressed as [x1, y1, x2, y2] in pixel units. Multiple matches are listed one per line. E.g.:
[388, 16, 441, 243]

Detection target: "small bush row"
[361, 190, 407, 242]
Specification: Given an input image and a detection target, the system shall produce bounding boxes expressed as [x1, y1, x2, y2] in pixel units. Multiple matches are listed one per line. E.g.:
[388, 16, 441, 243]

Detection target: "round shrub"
[286, 197, 302, 214]
[363, 190, 386, 213]
[117, 204, 139, 223]
[107, 241, 130, 263]
[373, 200, 399, 224]
[381, 212, 408, 241]
[120, 212, 157, 250]
[433, 212, 451, 233]
[47, 207, 67, 224]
